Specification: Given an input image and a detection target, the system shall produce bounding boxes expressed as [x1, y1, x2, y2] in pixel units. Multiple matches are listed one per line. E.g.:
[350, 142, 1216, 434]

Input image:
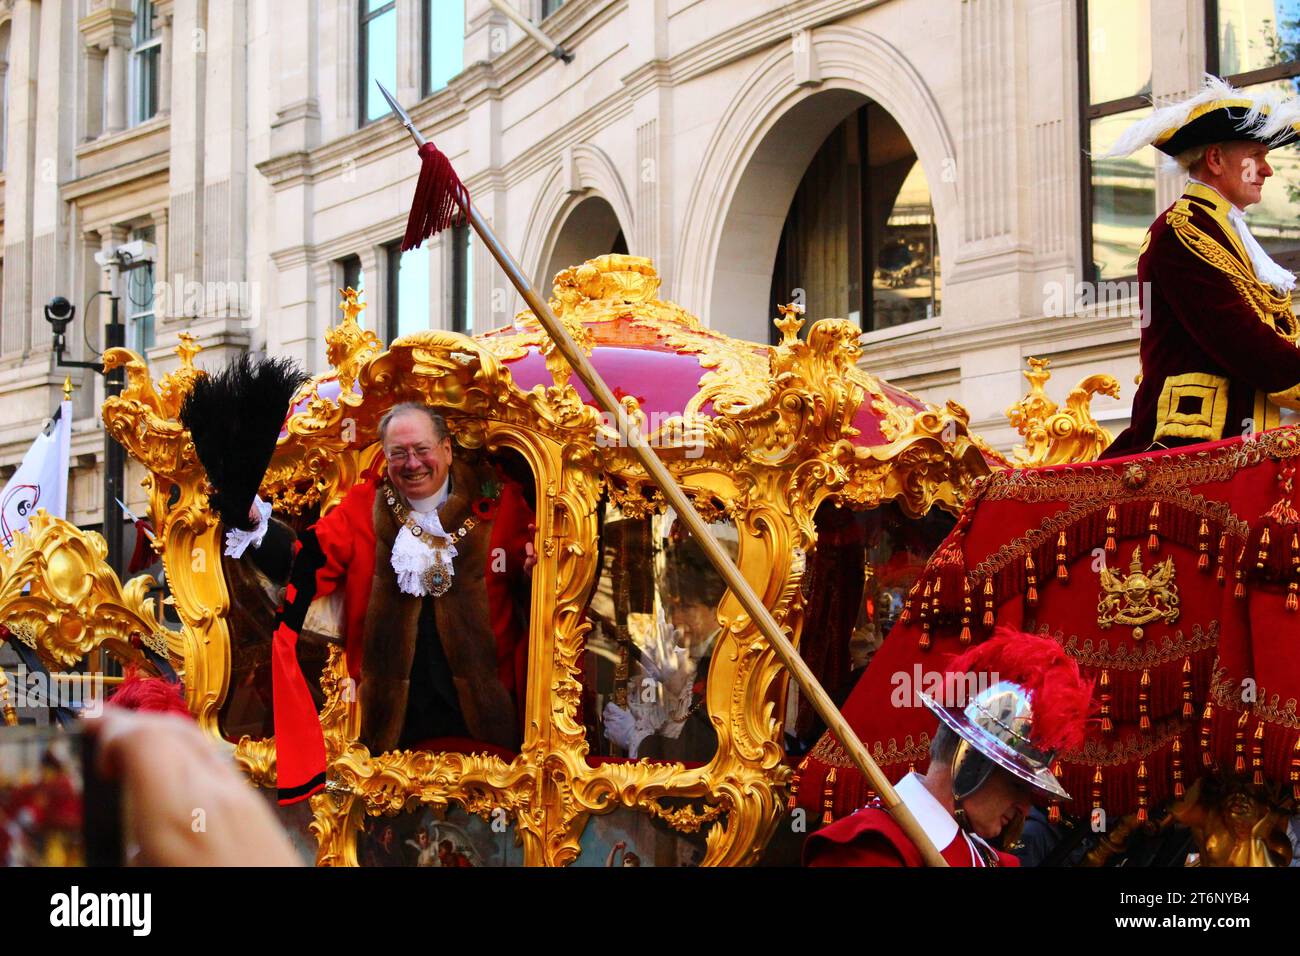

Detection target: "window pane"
[872, 160, 940, 329]
[1217, 0, 1300, 76]
[341, 255, 365, 300]
[426, 0, 465, 94]
[1087, 0, 1151, 104]
[394, 245, 430, 338]
[127, 227, 156, 354]
[134, 0, 156, 44]
[363, 7, 398, 123]
[1090, 108, 1156, 279]
[542, 0, 566, 17]
[1238, 78, 1300, 259]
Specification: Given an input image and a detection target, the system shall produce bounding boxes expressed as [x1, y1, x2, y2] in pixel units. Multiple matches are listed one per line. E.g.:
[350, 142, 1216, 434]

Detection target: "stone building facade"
[0, 0, 1293, 554]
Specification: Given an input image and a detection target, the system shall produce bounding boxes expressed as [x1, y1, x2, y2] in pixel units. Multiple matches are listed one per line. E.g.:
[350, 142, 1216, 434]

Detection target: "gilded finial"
[339, 287, 366, 325]
[176, 332, 201, 368]
[775, 302, 805, 345]
[62, 376, 73, 401]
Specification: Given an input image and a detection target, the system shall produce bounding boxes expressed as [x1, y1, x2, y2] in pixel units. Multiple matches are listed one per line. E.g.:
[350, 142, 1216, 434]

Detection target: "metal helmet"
[923, 679, 1070, 802]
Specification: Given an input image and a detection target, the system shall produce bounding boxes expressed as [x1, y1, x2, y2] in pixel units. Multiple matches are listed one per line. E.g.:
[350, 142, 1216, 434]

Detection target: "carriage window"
[786, 500, 955, 752]
[583, 503, 736, 766]
[217, 441, 539, 759]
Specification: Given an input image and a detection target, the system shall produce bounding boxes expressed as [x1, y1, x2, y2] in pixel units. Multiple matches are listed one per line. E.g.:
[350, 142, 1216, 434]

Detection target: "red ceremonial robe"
[803, 773, 1019, 867]
[1104, 181, 1300, 458]
[269, 462, 533, 805]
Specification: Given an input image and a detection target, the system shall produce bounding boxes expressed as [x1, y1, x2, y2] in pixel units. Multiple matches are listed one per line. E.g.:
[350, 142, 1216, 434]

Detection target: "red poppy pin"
[473, 477, 502, 521]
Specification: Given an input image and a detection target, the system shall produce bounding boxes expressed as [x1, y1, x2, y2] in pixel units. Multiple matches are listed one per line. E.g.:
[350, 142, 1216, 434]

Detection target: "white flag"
[0, 398, 71, 548]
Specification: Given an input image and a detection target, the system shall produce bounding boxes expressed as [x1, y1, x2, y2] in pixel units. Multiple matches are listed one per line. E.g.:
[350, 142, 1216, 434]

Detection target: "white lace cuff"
[224, 496, 272, 559]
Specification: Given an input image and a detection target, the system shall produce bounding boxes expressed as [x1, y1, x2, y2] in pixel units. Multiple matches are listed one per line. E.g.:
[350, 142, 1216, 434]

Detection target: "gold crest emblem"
[1097, 546, 1179, 639]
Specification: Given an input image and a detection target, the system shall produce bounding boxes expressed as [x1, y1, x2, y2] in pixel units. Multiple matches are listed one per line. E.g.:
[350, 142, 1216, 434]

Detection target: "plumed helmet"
[920, 629, 1094, 802]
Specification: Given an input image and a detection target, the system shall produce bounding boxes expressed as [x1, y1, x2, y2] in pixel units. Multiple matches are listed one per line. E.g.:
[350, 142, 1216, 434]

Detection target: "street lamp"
[45, 275, 131, 577]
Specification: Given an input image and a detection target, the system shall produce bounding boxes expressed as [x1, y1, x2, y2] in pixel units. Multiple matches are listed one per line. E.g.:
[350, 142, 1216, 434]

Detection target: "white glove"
[224, 496, 272, 559]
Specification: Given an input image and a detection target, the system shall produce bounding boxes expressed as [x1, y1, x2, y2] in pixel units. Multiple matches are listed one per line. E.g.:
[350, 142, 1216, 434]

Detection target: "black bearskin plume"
[179, 354, 308, 531]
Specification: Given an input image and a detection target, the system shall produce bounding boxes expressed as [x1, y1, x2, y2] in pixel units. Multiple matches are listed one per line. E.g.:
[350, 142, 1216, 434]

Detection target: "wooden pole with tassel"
[376, 82, 947, 866]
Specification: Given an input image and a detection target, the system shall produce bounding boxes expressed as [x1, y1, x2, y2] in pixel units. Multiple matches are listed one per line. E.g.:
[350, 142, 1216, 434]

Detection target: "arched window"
[768, 104, 939, 341]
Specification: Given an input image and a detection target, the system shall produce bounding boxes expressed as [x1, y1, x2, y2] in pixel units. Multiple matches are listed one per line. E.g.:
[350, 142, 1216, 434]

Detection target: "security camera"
[93, 240, 158, 270]
[44, 296, 75, 336]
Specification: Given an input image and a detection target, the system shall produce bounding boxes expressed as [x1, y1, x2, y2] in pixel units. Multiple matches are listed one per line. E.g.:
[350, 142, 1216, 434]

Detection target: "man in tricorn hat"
[803, 630, 1092, 867]
[1102, 75, 1300, 457]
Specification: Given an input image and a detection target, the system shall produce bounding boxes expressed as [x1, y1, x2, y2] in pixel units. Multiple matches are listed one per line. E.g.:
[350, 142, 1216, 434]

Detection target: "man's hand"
[523, 523, 538, 576]
[86, 709, 302, 867]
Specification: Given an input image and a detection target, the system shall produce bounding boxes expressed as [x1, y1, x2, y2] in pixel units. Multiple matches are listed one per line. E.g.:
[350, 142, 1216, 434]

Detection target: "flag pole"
[376, 83, 947, 867]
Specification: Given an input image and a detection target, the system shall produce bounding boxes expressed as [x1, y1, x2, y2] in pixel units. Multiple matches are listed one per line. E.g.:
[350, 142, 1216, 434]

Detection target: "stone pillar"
[78, 1, 134, 138]
[104, 40, 127, 133]
[156, 0, 174, 117]
[80, 46, 106, 141]
[2, 0, 41, 360]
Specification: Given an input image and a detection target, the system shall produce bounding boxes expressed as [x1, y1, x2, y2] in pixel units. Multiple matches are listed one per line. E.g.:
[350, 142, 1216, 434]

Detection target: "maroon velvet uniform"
[1104, 182, 1300, 458]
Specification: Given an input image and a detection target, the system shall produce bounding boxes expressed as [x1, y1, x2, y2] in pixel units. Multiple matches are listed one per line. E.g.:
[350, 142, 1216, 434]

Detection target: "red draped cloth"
[793, 428, 1300, 825]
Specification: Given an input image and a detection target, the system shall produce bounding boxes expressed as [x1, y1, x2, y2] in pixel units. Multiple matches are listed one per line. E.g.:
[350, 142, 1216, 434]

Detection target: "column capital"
[79, 3, 135, 51]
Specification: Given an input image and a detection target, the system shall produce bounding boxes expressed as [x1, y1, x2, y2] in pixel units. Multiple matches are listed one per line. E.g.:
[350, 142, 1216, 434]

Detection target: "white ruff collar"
[386, 481, 459, 597]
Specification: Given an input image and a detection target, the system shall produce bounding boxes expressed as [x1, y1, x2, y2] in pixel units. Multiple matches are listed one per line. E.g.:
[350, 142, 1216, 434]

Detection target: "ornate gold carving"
[1172, 776, 1294, 867]
[1005, 357, 1120, 466]
[0, 511, 174, 675]
[104, 254, 990, 866]
[1098, 546, 1180, 635]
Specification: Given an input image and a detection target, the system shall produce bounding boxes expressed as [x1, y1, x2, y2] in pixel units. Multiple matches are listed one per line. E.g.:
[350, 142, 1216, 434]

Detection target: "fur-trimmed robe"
[359, 457, 518, 753]
[260, 455, 524, 805]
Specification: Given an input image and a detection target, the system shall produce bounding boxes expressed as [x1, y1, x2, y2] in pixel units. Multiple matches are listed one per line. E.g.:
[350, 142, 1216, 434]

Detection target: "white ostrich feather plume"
[1099, 74, 1287, 159]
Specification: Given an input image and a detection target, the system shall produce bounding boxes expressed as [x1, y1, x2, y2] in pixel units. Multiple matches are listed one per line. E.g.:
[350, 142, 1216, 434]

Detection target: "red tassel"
[1048, 761, 1062, 823]
[1172, 737, 1185, 800]
[1105, 505, 1117, 556]
[788, 757, 809, 811]
[1234, 543, 1247, 598]
[1025, 554, 1038, 607]
[1291, 736, 1300, 802]
[1252, 722, 1265, 787]
[1139, 669, 1151, 731]
[1217, 532, 1228, 584]
[1182, 656, 1194, 719]
[959, 576, 972, 644]
[1256, 527, 1271, 573]
[1197, 518, 1210, 572]
[1092, 766, 1103, 810]
[401, 141, 470, 251]
[1201, 702, 1215, 769]
[1099, 669, 1112, 735]
[1056, 530, 1069, 581]
[1136, 760, 1149, 823]
[1234, 711, 1249, 773]
[918, 581, 932, 650]
[1147, 502, 1160, 552]
[821, 768, 837, 825]
[981, 578, 994, 629]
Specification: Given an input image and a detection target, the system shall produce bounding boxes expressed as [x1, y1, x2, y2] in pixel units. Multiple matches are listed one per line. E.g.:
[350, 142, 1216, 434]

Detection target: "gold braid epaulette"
[1166, 199, 1299, 345]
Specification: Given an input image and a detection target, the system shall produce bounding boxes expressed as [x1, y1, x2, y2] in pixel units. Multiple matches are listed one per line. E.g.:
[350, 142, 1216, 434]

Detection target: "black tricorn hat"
[1104, 75, 1300, 160]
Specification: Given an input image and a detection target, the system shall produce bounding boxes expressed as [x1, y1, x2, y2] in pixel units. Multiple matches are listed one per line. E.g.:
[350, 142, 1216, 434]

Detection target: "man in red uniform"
[1102, 76, 1300, 457]
[804, 631, 1092, 867]
[231, 403, 533, 804]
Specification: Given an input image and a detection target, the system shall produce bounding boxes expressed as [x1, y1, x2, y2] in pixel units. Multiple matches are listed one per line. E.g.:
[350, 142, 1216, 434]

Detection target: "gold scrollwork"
[1005, 357, 1120, 466]
[103, 254, 989, 865]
